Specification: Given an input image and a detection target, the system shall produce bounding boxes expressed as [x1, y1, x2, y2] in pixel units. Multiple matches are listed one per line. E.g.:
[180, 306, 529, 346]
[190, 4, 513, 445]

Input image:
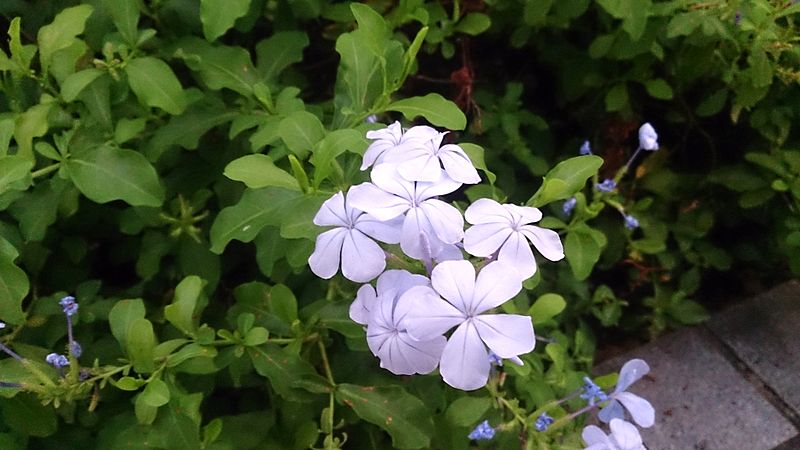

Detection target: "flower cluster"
[309, 122, 565, 391]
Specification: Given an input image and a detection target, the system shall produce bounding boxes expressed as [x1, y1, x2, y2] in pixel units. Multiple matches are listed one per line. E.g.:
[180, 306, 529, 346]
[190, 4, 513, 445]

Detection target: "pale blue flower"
[581, 376, 609, 406]
[598, 359, 655, 428]
[580, 141, 592, 155]
[403, 261, 533, 391]
[563, 197, 577, 216]
[468, 420, 495, 440]
[535, 412, 555, 431]
[46, 353, 69, 369]
[624, 215, 639, 230]
[596, 179, 617, 193]
[59, 296, 78, 316]
[638, 123, 658, 151]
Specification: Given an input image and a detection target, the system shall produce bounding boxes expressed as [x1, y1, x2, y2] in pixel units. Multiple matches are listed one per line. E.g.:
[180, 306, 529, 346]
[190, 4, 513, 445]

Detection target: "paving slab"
[596, 326, 797, 450]
[708, 280, 800, 416]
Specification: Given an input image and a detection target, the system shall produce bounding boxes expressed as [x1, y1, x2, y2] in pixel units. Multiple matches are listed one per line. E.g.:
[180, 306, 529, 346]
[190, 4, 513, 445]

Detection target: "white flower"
[582, 419, 647, 450]
[348, 164, 464, 261]
[350, 270, 446, 375]
[383, 130, 481, 184]
[361, 122, 439, 170]
[308, 190, 402, 283]
[402, 260, 533, 390]
[598, 359, 655, 428]
[638, 123, 658, 151]
[463, 198, 565, 279]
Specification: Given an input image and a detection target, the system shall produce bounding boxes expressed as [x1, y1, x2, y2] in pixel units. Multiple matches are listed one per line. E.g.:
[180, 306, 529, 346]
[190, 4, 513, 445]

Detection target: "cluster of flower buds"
[308, 122, 565, 390]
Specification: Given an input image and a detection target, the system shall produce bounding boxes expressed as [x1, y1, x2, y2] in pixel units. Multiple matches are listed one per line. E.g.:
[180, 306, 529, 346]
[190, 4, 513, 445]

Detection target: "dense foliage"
[0, 0, 798, 449]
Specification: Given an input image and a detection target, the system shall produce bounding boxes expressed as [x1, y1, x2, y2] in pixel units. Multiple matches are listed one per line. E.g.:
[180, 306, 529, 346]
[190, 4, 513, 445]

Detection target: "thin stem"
[498, 396, 527, 429]
[32, 163, 60, 179]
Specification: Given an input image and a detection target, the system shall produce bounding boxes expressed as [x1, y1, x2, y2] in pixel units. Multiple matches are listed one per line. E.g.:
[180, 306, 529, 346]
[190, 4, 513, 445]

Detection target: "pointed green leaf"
[125, 57, 187, 115]
[128, 317, 156, 373]
[255, 31, 310, 82]
[0, 237, 28, 325]
[61, 68, 104, 102]
[0, 393, 57, 437]
[224, 154, 300, 191]
[528, 156, 603, 206]
[66, 145, 164, 206]
[165, 276, 207, 337]
[249, 345, 329, 400]
[108, 298, 146, 349]
[336, 384, 434, 449]
[385, 93, 466, 130]
[103, 0, 140, 45]
[279, 111, 325, 159]
[0, 156, 33, 195]
[14, 103, 53, 160]
[37, 4, 93, 74]
[200, 0, 251, 42]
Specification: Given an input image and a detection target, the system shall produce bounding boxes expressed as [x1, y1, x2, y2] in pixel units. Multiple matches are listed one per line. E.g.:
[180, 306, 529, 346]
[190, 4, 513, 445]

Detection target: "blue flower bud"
[624, 214, 640, 230]
[595, 179, 617, 193]
[580, 376, 609, 406]
[70, 341, 82, 358]
[638, 123, 658, 151]
[579, 140, 592, 155]
[563, 197, 577, 216]
[46, 353, 69, 369]
[535, 412, 555, 432]
[468, 420, 496, 441]
[59, 296, 79, 317]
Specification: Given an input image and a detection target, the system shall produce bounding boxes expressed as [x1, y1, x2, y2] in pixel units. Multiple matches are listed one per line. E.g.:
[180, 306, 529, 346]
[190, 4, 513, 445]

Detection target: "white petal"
[376, 270, 429, 298]
[398, 333, 447, 374]
[438, 144, 480, 184]
[369, 164, 416, 199]
[473, 314, 535, 359]
[366, 324, 393, 358]
[400, 207, 443, 260]
[350, 284, 376, 325]
[615, 359, 650, 393]
[439, 322, 491, 391]
[308, 228, 346, 279]
[419, 199, 464, 244]
[362, 121, 402, 170]
[375, 335, 418, 375]
[464, 198, 514, 225]
[582, 425, 613, 446]
[402, 286, 465, 340]
[414, 175, 462, 201]
[430, 260, 475, 313]
[355, 213, 403, 244]
[616, 392, 655, 428]
[433, 243, 464, 262]
[520, 226, 565, 262]
[313, 191, 349, 227]
[348, 182, 409, 221]
[504, 204, 542, 224]
[609, 419, 644, 449]
[340, 230, 386, 282]
[401, 125, 439, 144]
[463, 222, 513, 257]
[471, 261, 522, 314]
[497, 232, 537, 280]
[397, 153, 444, 182]
[598, 399, 625, 424]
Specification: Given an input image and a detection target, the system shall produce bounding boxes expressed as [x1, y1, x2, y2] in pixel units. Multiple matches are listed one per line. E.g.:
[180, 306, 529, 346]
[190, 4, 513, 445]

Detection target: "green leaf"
[597, 0, 650, 40]
[0, 156, 33, 195]
[37, 4, 93, 74]
[14, 103, 53, 160]
[454, 13, 491, 35]
[66, 145, 164, 206]
[279, 111, 326, 159]
[0, 393, 57, 437]
[332, 32, 382, 127]
[61, 68, 105, 102]
[8, 18, 36, 71]
[115, 118, 148, 144]
[667, 299, 709, 325]
[310, 129, 366, 188]
[201, 0, 251, 41]
[209, 187, 301, 253]
[0, 240, 28, 325]
[224, 154, 300, 191]
[135, 392, 159, 425]
[249, 345, 329, 400]
[0, 118, 15, 156]
[336, 384, 434, 449]
[695, 88, 727, 117]
[278, 193, 328, 240]
[644, 78, 673, 100]
[564, 224, 606, 280]
[128, 317, 157, 373]
[445, 397, 491, 427]
[9, 178, 65, 241]
[460, 143, 496, 184]
[144, 105, 238, 160]
[255, 31, 310, 83]
[527, 155, 603, 206]
[605, 83, 628, 112]
[268, 284, 297, 324]
[125, 57, 187, 115]
[108, 299, 146, 350]
[176, 38, 259, 96]
[165, 276, 207, 337]
[103, 0, 140, 45]
[529, 293, 566, 325]
[141, 379, 170, 408]
[350, 3, 391, 57]
[666, 10, 703, 38]
[156, 399, 202, 450]
[385, 93, 467, 130]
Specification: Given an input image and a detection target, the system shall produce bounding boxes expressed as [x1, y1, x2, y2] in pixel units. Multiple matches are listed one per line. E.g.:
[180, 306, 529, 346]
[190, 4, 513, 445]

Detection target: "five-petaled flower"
[463, 198, 565, 279]
[308, 190, 402, 282]
[350, 270, 446, 375]
[402, 260, 533, 390]
[598, 359, 655, 428]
